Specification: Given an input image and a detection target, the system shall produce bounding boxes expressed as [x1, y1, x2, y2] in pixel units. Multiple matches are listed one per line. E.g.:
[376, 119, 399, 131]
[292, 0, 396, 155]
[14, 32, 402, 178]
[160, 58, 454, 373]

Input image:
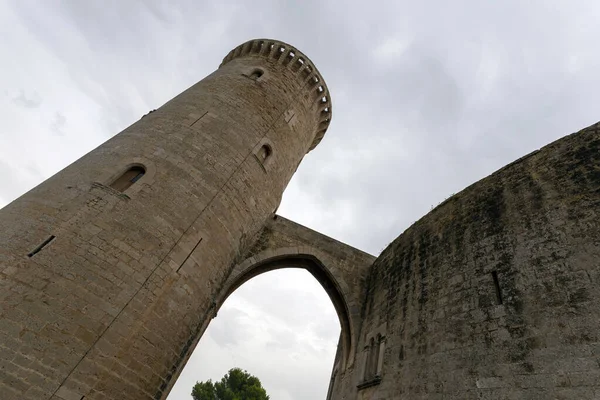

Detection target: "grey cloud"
[0, 160, 37, 205]
[209, 307, 251, 347]
[265, 327, 298, 350]
[276, 1, 600, 254]
[310, 317, 340, 343]
[234, 270, 338, 330]
[50, 112, 67, 136]
[12, 90, 42, 108]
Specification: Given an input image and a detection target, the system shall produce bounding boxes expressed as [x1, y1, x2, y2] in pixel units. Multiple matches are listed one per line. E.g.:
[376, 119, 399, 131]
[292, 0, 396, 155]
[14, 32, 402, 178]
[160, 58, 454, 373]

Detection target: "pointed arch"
[215, 246, 358, 370]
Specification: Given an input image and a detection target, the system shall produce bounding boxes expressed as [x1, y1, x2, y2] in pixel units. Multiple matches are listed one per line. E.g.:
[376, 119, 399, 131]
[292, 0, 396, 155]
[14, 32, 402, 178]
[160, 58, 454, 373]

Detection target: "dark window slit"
[491, 271, 503, 305]
[28, 235, 55, 257]
[177, 238, 203, 273]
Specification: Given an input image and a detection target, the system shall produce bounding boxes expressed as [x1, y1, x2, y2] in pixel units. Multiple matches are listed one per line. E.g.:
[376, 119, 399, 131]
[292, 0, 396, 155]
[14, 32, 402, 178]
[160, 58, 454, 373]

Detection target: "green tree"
[192, 368, 270, 400]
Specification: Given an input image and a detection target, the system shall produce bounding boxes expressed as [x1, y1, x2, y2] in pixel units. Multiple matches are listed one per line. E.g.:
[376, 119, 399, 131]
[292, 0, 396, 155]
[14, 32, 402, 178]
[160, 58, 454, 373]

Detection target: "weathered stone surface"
[1, 37, 599, 400]
[0, 39, 353, 400]
[330, 123, 600, 399]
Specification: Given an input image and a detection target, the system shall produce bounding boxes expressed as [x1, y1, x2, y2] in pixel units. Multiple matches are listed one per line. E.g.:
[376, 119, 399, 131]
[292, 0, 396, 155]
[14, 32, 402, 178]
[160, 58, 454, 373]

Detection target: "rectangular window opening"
[491, 271, 503, 305]
[28, 235, 56, 257]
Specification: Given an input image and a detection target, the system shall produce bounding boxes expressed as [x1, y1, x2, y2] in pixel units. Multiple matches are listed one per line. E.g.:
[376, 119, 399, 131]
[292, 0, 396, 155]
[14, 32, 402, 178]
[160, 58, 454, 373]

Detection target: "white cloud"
[373, 37, 411, 62]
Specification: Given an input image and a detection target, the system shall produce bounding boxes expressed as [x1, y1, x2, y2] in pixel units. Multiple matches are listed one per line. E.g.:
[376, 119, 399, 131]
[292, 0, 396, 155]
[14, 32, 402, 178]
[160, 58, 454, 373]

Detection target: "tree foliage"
[192, 368, 270, 400]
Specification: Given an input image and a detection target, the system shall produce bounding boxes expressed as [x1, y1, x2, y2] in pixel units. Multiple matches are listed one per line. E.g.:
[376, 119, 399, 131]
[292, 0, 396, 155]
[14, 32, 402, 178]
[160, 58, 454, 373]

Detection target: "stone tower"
[0, 39, 364, 400]
[4, 37, 598, 400]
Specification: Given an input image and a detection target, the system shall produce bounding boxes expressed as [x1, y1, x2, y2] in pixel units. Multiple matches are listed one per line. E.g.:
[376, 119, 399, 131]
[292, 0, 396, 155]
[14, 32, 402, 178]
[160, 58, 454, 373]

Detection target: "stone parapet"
[221, 38, 332, 152]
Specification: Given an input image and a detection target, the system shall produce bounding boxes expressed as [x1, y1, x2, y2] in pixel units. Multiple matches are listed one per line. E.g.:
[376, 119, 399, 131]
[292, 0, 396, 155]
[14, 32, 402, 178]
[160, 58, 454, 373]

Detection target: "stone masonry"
[329, 124, 600, 399]
[0, 38, 599, 400]
[0, 39, 374, 400]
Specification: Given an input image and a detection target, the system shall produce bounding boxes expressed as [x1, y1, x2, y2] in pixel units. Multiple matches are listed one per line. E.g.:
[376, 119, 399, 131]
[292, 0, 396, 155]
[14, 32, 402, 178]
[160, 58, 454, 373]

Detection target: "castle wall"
[217, 215, 375, 368]
[0, 39, 334, 400]
[163, 215, 375, 398]
[336, 123, 600, 399]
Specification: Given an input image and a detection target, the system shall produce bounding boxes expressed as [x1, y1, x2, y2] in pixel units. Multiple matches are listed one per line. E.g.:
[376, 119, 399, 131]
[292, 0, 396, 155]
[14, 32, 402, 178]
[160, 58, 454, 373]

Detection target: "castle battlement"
[221, 38, 332, 151]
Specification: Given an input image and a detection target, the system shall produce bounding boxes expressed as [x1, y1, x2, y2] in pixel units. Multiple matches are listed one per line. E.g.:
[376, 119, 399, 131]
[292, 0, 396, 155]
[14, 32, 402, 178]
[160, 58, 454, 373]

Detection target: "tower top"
[220, 38, 332, 152]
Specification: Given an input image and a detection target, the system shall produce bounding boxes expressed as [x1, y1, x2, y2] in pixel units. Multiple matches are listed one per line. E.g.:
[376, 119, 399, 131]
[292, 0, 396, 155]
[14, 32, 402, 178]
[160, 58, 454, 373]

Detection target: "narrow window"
[253, 142, 274, 172]
[373, 334, 382, 377]
[28, 235, 55, 257]
[258, 144, 272, 163]
[177, 238, 203, 273]
[110, 165, 145, 192]
[358, 333, 384, 389]
[365, 338, 375, 380]
[369, 336, 380, 378]
[249, 69, 263, 80]
[491, 271, 503, 305]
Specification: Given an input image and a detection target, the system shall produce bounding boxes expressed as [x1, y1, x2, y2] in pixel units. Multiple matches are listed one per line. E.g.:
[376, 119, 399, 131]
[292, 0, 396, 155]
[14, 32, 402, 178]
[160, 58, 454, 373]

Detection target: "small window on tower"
[258, 144, 272, 162]
[249, 69, 264, 80]
[110, 165, 145, 192]
[253, 141, 274, 172]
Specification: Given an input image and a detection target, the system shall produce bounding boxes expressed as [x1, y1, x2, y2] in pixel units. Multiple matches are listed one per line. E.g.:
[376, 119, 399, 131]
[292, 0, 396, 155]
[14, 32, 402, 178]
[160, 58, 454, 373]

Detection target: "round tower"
[0, 39, 332, 400]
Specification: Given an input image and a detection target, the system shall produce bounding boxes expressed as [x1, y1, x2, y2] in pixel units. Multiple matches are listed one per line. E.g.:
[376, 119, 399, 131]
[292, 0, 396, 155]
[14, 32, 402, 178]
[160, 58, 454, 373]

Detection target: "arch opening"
[167, 266, 346, 400]
[217, 256, 353, 370]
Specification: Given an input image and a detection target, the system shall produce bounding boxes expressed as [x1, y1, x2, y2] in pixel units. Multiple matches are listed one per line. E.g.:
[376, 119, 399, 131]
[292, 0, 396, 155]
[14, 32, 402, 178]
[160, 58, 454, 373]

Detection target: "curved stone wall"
[337, 123, 600, 399]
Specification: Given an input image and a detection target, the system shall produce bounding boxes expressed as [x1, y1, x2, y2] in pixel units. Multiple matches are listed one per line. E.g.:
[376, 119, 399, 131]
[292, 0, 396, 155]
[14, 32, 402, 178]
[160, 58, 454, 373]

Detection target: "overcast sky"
[2, 1, 600, 399]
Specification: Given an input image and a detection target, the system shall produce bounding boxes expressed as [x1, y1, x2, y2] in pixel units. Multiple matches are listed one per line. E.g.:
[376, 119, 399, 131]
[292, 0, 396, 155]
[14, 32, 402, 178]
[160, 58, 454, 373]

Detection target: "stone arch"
[214, 246, 358, 369]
